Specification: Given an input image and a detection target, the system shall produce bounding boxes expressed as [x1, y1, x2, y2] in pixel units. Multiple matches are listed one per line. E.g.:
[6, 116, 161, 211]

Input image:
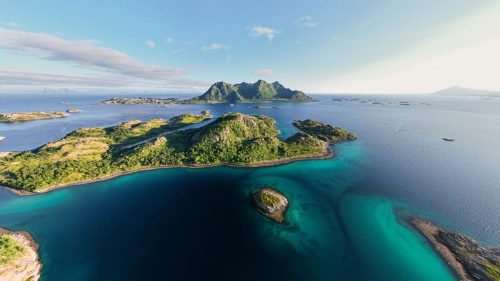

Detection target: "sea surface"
[0, 93, 499, 281]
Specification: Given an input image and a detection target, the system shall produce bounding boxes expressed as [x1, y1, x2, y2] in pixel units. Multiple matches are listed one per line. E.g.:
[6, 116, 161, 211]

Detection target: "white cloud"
[201, 43, 230, 51]
[165, 37, 174, 44]
[326, 3, 500, 93]
[0, 27, 208, 92]
[0, 27, 181, 80]
[298, 16, 318, 28]
[250, 26, 279, 41]
[0, 69, 208, 92]
[0, 21, 18, 27]
[253, 68, 274, 77]
[145, 40, 156, 48]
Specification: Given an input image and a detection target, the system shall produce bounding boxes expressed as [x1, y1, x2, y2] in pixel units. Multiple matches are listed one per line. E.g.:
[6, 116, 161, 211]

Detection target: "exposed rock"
[411, 219, 500, 281]
[66, 108, 82, 113]
[252, 188, 289, 223]
[0, 228, 41, 281]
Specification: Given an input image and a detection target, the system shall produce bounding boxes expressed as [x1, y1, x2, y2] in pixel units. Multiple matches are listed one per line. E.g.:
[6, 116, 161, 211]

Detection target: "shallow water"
[1, 93, 499, 280]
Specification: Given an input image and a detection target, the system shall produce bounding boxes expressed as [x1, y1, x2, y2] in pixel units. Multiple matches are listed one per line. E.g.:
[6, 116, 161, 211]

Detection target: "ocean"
[0, 93, 499, 281]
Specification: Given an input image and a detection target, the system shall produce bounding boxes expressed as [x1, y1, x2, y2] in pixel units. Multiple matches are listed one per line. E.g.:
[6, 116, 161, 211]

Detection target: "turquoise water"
[0, 141, 456, 280]
[1, 94, 500, 280]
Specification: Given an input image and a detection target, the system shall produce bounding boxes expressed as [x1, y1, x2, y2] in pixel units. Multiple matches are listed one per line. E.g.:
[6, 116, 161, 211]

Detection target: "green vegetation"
[0, 235, 26, 265]
[0, 112, 355, 192]
[259, 192, 281, 206]
[0, 112, 212, 191]
[185, 80, 316, 103]
[293, 119, 357, 142]
[484, 260, 500, 281]
[0, 112, 69, 122]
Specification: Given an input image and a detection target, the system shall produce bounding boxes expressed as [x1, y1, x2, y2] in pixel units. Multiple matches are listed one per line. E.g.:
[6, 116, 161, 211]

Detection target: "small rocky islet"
[252, 188, 289, 223]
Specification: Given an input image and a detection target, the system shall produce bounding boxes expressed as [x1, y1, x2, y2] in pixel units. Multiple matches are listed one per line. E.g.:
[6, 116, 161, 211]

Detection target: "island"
[99, 97, 179, 105]
[433, 86, 500, 97]
[185, 80, 316, 103]
[0, 112, 69, 123]
[0, 112, 355, 193]
[252, 188, 288, 223]
[411, 219, 500, 281]
[66, 108, 82, 113]
[292, 119, 357, 142]
[0, 228, 42, 281]
[99, 80, 316, 105]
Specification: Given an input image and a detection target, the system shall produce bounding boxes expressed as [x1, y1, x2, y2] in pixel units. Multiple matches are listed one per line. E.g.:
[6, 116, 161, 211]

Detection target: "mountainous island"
[0, 111, 69, 123]
[0, 112, 355, 193]
[411, 219, 500, 281]
[0, 228, 41, 281]
[433, 86, 500, 97]
[99, 80, 316, 105]
[186, 80, 316, 103]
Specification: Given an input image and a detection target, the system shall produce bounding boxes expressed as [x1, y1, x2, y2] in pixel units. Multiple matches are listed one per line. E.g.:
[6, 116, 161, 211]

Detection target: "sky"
[0, 0, 499, 94]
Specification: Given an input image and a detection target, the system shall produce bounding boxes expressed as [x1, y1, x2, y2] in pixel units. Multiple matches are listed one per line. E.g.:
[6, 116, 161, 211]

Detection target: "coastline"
[1, 145, 334, 196]
[409, 218, 471, 281]
[409, 218, 500, 281]
[0, 228, 42, 281]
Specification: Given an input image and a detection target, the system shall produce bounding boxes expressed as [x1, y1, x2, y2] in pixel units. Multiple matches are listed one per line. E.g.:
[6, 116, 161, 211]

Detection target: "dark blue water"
[0, 93, 499, 280]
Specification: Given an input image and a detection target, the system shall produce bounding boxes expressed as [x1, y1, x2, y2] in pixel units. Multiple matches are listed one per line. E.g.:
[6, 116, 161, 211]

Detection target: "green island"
[252, 188, 289, 223]
[0, 228, 41, 281]
[0, 111, 69, 123]
[99, 80, 316, 105]
[293, 119, 358, 142]
[0, 112, 354, 193]
[411, 219, 500, 281]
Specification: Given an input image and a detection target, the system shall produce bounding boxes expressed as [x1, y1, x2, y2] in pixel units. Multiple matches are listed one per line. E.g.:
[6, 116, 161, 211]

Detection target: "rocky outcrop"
[252, 188, 289, 223]
[411, 219, 500, 281]
[0, 228, 42, 281]
[66, 108, 82, 113]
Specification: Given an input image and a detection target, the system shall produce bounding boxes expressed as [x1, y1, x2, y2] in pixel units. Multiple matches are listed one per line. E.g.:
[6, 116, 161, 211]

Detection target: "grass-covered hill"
[186, 80, 316, 103]
[293, 119, 357, 142]
[0, 112, 354, 193]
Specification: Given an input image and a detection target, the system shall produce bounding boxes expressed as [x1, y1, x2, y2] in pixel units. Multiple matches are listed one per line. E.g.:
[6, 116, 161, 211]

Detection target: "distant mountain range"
[186, 80, 316, 103]
[433, 86, 500, 97]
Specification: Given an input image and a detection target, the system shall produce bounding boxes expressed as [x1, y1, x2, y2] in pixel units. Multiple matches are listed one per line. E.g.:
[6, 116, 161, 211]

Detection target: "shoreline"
[0, 228, 42, 281]
[408, 218, 500, 281]
[1, 145, 334, 196]
[408, 218, 471, 281]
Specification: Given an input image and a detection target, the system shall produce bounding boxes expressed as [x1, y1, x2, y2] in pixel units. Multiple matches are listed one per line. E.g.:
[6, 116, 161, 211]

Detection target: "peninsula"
[0, 111, 69, 123]
[0, 112, 355, 193]
[411, 219, 500, 281]
[99, 80, 316, 105]
[0, 228, 42, 281]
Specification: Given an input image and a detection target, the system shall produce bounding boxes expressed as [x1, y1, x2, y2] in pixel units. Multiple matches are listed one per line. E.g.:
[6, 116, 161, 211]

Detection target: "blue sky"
[0, 0, 499, 93]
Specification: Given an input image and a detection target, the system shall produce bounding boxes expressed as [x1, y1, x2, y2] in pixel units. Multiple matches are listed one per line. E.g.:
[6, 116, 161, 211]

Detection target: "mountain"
[433, 86, 500, 97]
[186, 80, 316, 103]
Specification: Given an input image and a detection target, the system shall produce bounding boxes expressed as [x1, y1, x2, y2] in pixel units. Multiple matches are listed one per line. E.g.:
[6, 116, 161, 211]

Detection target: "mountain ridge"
[433, 86, 500, 97]
[186, 80, 316, 103]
